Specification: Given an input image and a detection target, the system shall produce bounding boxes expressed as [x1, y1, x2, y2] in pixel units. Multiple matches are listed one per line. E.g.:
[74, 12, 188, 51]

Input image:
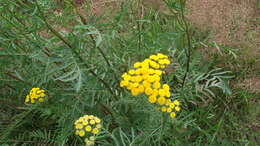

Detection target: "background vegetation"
[0, 0, 259, 145]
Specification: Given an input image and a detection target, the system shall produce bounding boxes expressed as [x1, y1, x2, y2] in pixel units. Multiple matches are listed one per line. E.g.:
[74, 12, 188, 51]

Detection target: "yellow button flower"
[175, 106, 181, 112]
[167, 107, 172, 113]
[145, 87, 153, 95]
[137, 85, 144, 93]
[134, 62, 142, 68]
[126, 83, 133, 90]
[161, 106, 167, 112]
[83, 121, 88, 125]
[79, 130, 85, 137]
[173, 100, 180, 106]
[153, 81, 161, 89]
[157, 53, 166, 59]
[122, 74, 131, 81]
[135, 76, 143, 82]
[90, 120, 95, 125]
[153, 75, 160, 81]
[121, 73, 127, 78]
[152, 89, 159, 96]
[144, 59, 151, 63]
[157, 97, 166, 105]
[147, 75, 156, 82]
[76, 124, 83, 129]
[95, 118, 101, 123]
[92, 128, 99, 134]
[143, 81, 151, 88]
[154, 70, 162, 75]
[85, 126, 92, 132]
[149, 61, 159, 68]
[160, 65, 166, 69]
[148, 69, 155, 74]
[132, 83, 139, 88]
[158, 89, 166, 97]
[128, 69, 136, 75]
[149, 55, 159, 61]
[120, 80, 129, 87]
[165, 91, 171, 98]
[140, 68, 148, 74]
[158, 60, 165, 65]
[131, 88, 140, 96]
[166, 99, 171, 105]
[142, 74, 149, 80]
[164, 59, 170, 64]
[141, 62, 149, 69]
[170, 112, 176, 118]
[148, 95, 157, 103]
[78, 117, 84, 122]
[170, 103, 175, 108]
[163, 84, 170, 90]
[135, 69, 141, 74]
[84, 115, 90, 119]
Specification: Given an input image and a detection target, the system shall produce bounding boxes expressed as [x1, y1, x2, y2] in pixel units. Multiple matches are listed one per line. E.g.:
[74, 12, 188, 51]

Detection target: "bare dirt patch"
[186, 0, 260, 50]
[237, 76, 260, 93]
[88, 0, 121, 17]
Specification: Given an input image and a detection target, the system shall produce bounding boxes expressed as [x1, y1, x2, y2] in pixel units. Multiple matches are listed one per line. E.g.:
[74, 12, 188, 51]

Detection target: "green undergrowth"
[0, 0, 258, 145]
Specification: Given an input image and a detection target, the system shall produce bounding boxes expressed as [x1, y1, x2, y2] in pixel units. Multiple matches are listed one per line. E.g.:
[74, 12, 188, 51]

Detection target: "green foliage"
[0, 0, 258, 145]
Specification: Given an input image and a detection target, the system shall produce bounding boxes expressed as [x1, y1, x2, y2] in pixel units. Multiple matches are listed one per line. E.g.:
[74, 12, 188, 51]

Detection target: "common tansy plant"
[74, 115, 102, 145]
[25, 88, 46, 104]
[120, 53, 181, 118]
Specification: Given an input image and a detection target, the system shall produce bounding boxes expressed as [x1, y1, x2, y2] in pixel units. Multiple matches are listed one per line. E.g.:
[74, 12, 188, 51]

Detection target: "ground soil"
[186, 0, 259, 49]
[186, 0, 260, 93]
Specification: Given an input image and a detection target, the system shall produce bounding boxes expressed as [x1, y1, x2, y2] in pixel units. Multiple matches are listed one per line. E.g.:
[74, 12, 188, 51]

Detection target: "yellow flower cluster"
[120, 53, 181, 118]
[25, 88, 46, 103]
[160, 99, 181, 118]
[74, 115, 102, 145]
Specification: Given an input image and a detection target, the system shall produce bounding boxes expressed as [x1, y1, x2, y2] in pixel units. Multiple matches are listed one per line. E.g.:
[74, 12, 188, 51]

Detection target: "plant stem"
[70, 1, 120, 84]
[137, 1, 142, 51]
[179, 0, 192, 88]
[71, 1, 111, 67]
[35, 2, 116, 98]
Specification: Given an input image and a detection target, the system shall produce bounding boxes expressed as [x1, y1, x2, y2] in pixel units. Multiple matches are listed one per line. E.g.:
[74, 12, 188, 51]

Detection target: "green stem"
[70, 0, 120, 84]
[179, 0, 192, 88]
[35, 2, 116, 98]
[71, 1, 112, 68]
[162, 0, 192, 88]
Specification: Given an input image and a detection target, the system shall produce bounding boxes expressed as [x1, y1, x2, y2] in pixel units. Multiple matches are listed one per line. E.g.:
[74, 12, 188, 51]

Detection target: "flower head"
[25, 88, 46, 104]
[119, 53, 181, 118]
[74, 115, 102, 145]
